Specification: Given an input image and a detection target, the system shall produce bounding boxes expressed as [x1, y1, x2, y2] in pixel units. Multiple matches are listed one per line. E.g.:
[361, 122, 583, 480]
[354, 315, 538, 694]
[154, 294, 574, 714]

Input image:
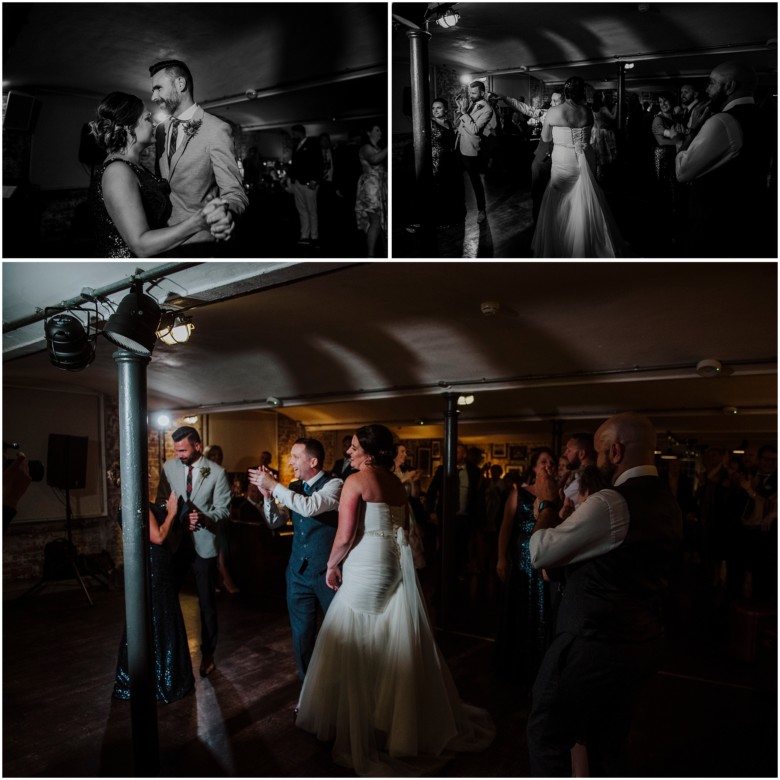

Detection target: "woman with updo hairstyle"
[531, 73, 624, 257]
[89, 91, 226, 257]
[294, 423, 494, 772]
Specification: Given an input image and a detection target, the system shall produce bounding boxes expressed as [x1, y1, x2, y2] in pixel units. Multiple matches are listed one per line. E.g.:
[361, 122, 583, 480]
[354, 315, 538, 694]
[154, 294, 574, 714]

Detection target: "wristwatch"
[538, 500, 557, 512]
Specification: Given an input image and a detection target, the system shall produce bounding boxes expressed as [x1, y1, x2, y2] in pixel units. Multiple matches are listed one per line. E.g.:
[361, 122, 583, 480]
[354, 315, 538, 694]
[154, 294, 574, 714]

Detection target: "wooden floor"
[2, 564, 777, 778]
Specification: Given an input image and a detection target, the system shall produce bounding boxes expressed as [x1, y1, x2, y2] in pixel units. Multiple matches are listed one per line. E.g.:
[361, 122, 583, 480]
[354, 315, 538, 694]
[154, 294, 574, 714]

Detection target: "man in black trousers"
[526, 412, 682, 776]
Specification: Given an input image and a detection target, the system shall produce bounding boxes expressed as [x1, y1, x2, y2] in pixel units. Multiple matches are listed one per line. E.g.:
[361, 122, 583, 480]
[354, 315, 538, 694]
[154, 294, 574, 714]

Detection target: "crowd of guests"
[424, 59, 775, 257]
[239, 122, 387, 257]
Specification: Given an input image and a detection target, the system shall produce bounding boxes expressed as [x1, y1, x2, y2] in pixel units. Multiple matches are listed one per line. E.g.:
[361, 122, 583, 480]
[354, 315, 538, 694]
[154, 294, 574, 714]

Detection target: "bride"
[531, 76, 624, 257]
[295, 424, 494, 775]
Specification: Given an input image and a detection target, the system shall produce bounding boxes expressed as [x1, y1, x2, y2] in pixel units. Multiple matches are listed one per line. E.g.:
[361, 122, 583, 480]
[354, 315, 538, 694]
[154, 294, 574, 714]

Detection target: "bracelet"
[538, 500, 558, 513]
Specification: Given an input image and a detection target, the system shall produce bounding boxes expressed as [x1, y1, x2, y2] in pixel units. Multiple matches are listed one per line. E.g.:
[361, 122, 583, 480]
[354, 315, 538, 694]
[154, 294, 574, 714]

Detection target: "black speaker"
[47, 434, 89, 490]
[3, 91, 39, 133]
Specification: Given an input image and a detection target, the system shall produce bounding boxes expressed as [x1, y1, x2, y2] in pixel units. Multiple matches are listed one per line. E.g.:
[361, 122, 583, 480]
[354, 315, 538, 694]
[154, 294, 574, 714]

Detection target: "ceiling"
[2, 261, 777, 451]
[3, 2, 387, 137]
[392, 2, 778, 91]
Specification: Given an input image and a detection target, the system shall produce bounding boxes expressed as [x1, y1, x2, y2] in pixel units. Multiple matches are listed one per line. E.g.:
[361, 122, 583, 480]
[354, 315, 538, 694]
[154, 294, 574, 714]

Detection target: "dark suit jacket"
[290, 138, 322, 184]
[425, 461, 484, 520]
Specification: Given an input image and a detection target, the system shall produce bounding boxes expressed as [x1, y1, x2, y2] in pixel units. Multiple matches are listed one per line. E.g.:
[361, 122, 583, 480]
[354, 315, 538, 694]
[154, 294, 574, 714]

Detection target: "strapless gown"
[296, 502, 494, 776]
[531, 125, 623, 258]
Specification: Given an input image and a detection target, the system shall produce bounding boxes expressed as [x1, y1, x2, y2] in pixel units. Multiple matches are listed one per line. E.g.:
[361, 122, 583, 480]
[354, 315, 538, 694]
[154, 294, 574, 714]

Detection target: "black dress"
[493, 487, 550, 688]
[430, 118, 464, 225]
[113, 504, 194, 704]
[91, 158, 172, 258]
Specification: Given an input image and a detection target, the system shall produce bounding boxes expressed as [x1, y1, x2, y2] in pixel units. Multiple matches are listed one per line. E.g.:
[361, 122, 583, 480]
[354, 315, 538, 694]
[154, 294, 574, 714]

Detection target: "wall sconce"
[103, 283, 161, 356]
[156, 312, 195, 345]
[43, 304, 98, 371]
[457, 394, 475, 406]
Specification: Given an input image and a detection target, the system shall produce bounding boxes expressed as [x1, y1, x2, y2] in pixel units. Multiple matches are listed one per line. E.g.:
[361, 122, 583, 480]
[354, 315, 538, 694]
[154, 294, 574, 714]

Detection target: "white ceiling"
[2, 261, 777, 449]
[392, 2, 778, 91]
[3, 2, 387, 137]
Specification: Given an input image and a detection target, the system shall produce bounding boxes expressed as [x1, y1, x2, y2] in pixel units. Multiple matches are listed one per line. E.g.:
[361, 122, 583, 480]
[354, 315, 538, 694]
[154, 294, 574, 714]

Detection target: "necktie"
[168, 118, 181, 165]
[186, 465, 193, 497]
[303, 482, 311, 495]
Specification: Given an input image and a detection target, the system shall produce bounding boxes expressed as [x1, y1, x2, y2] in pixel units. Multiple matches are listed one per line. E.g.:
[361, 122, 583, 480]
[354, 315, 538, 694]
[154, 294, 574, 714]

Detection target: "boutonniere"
[200, 465, 211, 480]
[181, 119, 202, 138]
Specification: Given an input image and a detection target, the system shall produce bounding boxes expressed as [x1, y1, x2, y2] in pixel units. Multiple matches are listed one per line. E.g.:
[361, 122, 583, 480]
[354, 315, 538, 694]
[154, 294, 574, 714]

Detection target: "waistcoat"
[289, 473, 339, 576]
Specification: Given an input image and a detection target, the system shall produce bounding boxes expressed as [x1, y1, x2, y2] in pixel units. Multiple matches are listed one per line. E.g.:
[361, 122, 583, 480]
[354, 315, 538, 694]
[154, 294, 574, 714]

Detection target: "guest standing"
[113, 493, 195, 703]
[430, 98, 462, 226]
[355, 124, 388, 257]
[289, 124, 322, 246]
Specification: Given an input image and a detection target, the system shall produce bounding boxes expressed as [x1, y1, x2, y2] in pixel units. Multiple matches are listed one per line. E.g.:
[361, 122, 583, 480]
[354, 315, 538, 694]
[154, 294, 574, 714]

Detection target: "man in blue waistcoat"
[526, 412, 683, 776]
[248, 438, 343, 680]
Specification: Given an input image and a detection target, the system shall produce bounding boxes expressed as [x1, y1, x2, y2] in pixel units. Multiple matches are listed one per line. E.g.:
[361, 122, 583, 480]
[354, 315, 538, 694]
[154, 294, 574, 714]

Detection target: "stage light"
[44, 310, 96, 371]
[103, 285, 161, 356]
[157, 312, 195, 345]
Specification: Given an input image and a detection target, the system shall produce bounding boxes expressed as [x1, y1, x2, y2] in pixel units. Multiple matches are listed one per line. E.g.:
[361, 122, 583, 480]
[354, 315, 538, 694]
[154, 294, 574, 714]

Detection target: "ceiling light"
[44, 309, 97, 371]
[457, 394, 475, 406]
[155, 413, 171, 429]
[157, 312, 195, 345]
[436, 11, 459, 27]
[480, 301, 500, 316]
[183, 415, 199, 424]
[723, 406, 738, 415]
[696, 358, 723, 377]
[267, 397, 282, 407]
[103, 285, 161, 356]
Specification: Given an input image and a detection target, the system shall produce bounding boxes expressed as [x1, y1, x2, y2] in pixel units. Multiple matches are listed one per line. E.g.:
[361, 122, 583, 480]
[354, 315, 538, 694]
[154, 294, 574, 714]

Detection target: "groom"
[149, 59, 248, 253]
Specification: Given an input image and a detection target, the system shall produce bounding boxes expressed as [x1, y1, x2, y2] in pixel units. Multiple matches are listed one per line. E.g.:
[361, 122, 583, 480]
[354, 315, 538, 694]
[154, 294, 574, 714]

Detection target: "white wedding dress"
[296, 502, 494, 776]
[531, 125, 623, 257]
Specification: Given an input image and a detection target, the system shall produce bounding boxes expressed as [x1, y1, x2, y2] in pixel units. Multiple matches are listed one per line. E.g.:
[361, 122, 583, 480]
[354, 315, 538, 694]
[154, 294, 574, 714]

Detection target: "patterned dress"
[355, 148, 387, 234]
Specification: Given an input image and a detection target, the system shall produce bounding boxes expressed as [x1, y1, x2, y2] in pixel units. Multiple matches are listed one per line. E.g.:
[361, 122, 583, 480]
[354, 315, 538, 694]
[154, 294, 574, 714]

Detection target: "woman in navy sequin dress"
[89, 92, 226, 258]
[113, 493, 194, 704]
[494, 447, 556, 688]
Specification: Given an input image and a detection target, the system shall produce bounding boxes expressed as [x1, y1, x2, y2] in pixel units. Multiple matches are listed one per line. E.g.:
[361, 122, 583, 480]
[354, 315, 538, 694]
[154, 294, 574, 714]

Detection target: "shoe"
[297, 237, 311, 244]
[199, 655, 216, 677]
[477, 210, 486, 223]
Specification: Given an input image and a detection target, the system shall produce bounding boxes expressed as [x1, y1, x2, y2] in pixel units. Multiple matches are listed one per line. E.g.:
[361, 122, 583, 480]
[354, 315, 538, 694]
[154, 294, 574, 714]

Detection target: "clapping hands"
[247, 466, 277, 498]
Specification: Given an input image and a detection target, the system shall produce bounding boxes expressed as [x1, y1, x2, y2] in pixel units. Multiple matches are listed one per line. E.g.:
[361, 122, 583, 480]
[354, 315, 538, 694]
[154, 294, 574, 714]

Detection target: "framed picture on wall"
[431, 440, 441, 459]
[509, 444, 527, 461]
[491, 443, 507, 459]
[417, 447, 432, 475]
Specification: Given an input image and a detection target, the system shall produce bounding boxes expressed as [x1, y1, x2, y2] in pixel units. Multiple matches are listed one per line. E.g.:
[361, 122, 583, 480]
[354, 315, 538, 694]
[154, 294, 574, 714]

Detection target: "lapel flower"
[181, 119, 202, 138]
[200, 465, 211, 480]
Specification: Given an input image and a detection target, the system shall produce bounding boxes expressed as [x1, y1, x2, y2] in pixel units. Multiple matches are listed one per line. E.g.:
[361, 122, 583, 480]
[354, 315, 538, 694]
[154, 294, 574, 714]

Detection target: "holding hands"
[199, 197, 234, 241]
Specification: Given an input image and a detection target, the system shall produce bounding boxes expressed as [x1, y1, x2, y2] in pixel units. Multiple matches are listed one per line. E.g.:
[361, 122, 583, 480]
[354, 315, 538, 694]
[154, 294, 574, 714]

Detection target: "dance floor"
[2, 568, 776, 777]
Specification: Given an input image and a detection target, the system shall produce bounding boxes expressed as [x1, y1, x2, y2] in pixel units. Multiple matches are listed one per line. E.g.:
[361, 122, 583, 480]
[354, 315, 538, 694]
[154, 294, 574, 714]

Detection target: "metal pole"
[407, 29, 432, 198]
[617, 62, 626, 138]
[440, 393, 459, 629]
[114, 347, 159, 777]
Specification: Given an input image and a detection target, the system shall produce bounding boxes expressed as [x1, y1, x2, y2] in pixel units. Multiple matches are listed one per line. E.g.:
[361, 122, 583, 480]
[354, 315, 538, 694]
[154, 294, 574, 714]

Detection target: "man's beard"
[708, 85, 728, 112]
[568, 456, 581, 471]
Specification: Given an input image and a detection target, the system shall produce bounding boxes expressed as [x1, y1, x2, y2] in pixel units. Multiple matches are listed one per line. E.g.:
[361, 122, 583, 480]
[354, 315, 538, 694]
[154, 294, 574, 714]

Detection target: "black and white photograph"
[2, 2, 387, 259]
[392, 2, 777, 258]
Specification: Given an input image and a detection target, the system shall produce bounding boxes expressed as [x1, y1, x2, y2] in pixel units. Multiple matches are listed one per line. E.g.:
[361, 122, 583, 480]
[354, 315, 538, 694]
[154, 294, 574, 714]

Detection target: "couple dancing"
[89, 59, 248, 258]
[532, 76, 624, 257]
[254, 425, 494, 775]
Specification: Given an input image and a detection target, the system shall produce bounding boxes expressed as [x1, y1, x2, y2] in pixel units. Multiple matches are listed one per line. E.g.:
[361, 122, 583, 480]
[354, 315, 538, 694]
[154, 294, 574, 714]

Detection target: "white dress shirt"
[530, 465, 659, 570]
[263, 470, 343, 527]
[675, 97, 753, 183]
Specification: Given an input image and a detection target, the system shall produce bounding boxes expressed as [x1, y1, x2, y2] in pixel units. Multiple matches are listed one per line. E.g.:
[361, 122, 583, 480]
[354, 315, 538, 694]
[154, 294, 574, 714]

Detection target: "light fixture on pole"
[425, 3, 460, 28]
[103, 282, 161, 356]
[156, 312, 195, 345]
[43, 303, 99, 371]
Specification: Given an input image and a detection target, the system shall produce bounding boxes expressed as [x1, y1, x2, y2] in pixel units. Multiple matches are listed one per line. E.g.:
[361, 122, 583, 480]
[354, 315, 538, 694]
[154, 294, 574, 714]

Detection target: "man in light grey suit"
[156, 425, 231, 677]
[150, 59, 248, 252]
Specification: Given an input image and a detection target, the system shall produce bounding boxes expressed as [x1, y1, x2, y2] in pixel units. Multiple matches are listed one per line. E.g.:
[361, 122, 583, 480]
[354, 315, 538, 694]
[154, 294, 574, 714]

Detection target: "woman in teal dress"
[494, 447, 556, 688]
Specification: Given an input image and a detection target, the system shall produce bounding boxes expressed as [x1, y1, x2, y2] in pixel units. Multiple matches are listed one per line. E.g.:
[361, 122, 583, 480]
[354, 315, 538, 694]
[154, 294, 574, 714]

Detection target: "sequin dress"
[355, 151, 387, 234]
[493, 487, 549, 688]
[113, 504, 194, 704]
[431, 118, 463, 225]
[91, 158, 172, 258]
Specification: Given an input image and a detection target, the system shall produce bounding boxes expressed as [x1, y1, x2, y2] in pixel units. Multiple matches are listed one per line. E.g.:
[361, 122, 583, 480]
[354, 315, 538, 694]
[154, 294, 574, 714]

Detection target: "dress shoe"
[199, 655, 216, 677]
[477, 210, 486, 223]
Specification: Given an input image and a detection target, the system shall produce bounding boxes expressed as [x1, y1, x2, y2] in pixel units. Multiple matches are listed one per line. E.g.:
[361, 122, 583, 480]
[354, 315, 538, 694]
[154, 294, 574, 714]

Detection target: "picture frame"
[491, 442, 507, 459]
[509, 444, 527, 461]
[417, 447, 432, 475]
[431, 440, 441, 459]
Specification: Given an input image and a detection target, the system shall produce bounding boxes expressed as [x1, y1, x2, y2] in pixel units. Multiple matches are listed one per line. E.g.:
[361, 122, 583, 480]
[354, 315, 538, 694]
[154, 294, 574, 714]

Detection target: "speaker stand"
[19, 484, 93, 606]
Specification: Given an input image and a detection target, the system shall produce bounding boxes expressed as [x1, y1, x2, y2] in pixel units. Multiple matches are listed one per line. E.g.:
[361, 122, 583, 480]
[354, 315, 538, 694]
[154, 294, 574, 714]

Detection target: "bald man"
[674, 60, 772, 257]
[525, 412, 683, 776]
